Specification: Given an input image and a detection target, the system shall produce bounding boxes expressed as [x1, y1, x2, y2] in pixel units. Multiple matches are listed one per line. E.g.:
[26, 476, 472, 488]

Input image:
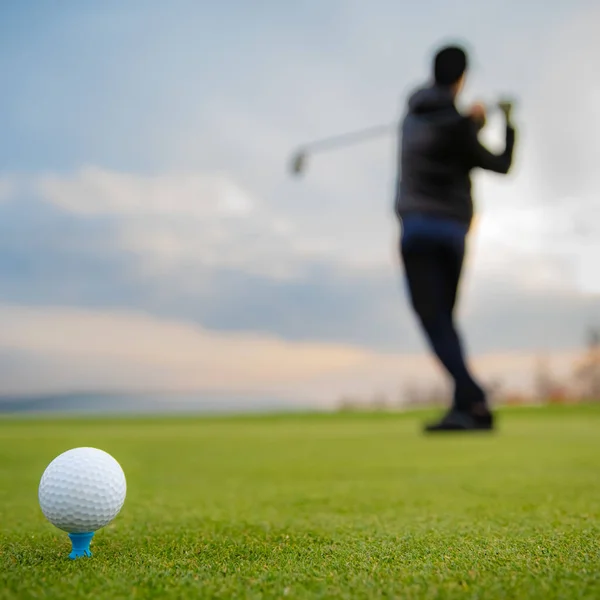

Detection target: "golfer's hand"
[468, 102, 487, 130]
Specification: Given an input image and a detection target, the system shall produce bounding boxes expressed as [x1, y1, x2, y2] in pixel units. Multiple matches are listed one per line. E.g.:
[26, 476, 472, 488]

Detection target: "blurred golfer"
[395, 45, 516, 431]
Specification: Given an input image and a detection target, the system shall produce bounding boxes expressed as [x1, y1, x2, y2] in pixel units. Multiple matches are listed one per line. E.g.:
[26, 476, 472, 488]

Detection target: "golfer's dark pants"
[400, 214, 485, 411]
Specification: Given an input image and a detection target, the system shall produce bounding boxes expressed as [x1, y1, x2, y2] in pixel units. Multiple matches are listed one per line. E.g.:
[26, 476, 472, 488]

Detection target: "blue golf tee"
[68, 532, 95, 559]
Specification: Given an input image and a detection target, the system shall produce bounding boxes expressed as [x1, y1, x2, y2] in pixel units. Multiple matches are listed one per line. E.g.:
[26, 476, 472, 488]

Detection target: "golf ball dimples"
[39, 447, 126, 533]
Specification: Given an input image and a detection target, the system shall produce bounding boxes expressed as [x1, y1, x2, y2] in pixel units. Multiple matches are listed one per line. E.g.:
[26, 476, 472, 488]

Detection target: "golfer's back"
[395, 85, 473, 226]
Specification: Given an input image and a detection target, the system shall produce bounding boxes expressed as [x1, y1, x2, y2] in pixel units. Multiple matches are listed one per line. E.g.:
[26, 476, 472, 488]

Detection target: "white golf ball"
[38, 447, 127, 534]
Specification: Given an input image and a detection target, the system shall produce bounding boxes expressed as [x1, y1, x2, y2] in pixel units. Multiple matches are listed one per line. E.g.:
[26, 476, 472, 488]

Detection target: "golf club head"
[290, 151, 306, 177]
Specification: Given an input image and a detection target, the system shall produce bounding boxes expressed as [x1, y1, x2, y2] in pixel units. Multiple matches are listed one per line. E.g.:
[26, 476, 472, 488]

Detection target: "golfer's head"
[433, 45, 468, 95]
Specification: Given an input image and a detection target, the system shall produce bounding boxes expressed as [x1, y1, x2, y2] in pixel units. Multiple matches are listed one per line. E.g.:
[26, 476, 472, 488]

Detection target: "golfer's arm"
[466, 122, 516, 174]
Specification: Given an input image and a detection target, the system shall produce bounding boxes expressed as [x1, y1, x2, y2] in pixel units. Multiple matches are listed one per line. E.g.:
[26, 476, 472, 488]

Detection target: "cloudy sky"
[1, 1, 599, 403]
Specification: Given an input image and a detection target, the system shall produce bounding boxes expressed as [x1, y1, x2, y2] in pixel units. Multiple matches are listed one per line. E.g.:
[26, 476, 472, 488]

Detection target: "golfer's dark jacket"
[395, 85, 515, 226]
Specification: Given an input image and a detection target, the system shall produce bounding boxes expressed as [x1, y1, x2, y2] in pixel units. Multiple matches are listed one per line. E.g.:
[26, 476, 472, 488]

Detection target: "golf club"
[289, 99, 515, 177]
[289, 121, 397, 177]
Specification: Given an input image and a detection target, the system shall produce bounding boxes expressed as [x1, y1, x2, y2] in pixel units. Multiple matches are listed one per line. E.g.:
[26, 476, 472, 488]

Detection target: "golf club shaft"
[298, 122, 398, 154]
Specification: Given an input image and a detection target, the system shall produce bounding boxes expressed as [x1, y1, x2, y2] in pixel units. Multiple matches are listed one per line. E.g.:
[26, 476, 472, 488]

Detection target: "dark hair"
[434, 45, 468, 86]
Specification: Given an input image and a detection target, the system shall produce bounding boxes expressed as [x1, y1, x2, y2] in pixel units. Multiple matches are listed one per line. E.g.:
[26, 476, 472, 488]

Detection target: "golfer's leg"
[440, 248, 486, 410]
[402, 245, 481, 411]
[445, 240, 464, 316]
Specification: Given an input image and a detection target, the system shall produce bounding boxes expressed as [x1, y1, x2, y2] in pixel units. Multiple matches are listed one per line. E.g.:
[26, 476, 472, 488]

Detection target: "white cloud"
[30, 164, 403, 285]
[36, 167, 254, 218]
[34, 167, 308, 279]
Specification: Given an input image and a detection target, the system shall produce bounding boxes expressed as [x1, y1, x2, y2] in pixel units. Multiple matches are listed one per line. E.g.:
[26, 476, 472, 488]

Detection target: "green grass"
[1, 405, 599, 599]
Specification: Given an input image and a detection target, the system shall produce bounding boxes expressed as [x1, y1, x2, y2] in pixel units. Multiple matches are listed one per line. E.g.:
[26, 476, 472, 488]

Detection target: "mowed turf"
[0, 406, 599, 599]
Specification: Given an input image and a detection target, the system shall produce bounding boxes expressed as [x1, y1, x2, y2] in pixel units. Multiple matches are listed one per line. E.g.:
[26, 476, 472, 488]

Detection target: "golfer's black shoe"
[424, 407, 494, 433]
[424, 409, 475, 432]
[470, 401, 495, 430]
